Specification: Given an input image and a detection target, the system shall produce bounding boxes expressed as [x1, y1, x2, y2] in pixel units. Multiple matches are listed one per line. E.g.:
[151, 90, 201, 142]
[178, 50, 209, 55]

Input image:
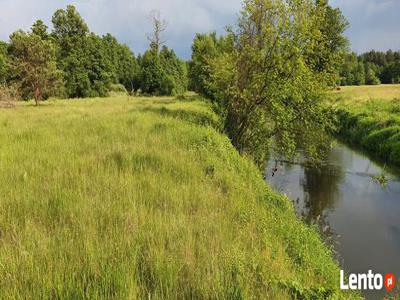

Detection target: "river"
[265, 142, 400, 300]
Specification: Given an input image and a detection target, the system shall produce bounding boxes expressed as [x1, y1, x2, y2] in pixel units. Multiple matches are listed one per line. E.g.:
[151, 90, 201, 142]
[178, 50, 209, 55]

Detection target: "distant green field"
[331, 84, 400, 102]
[329, 85, 400, 165]
[0, 96, 356, 299]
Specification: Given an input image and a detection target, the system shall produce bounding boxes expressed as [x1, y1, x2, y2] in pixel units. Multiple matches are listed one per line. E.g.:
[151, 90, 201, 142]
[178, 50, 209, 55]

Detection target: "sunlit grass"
[328, 85, 400, 165]
[0, 96, 356, 299]
[330, 84, 400, 103]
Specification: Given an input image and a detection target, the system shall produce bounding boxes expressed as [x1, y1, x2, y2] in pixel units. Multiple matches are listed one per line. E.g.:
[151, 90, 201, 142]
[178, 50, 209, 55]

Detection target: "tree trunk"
[34, 86, 40, 106]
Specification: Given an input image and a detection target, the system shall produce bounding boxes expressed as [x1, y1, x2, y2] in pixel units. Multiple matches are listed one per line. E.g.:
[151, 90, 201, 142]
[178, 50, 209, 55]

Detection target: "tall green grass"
[329, 86, 400, 165]
[0, 96, 356, 299]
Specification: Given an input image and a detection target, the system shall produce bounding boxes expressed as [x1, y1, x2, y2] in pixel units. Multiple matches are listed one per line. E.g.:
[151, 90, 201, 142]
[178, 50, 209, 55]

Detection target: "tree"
[31, 20, 49, 40]
[189, 33, 219, 98]
[159, 46, 188, 95]
[196, 0, 347, 165]
[8, 30, 62, 105]
[353, 62, 365, 85]
[58, 33, 114, 98]
[382, 62, 400, 84]
[138, 48, 169, 95]
[52, 5, 89, 40]
[51, 5, 114, 98]
[147, 10, 167, 54]
[138, 11, 187, 96]
[340, 53, 357, 85]
[309, 0, 349, 85]
[340, 53, 368, 85]
[365, 63, 380, 85]
[0, 41, 8, 84]
[102, 34, 139, 92]
[115, 44, 139, 92]
[189, 32, 234, 99]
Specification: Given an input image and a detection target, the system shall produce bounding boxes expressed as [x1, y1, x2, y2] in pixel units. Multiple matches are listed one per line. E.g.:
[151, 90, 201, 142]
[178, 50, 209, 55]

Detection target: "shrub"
[109, 83, 128, 94]
[0, 84, 19, 108]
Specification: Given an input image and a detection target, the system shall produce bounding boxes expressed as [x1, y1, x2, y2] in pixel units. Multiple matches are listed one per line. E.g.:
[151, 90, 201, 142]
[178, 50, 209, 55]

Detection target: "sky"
[0, 0, 399, 59]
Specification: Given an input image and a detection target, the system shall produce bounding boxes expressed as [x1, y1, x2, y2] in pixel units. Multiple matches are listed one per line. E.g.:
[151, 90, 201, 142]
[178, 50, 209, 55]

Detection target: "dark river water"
[265, 142, 400, 300]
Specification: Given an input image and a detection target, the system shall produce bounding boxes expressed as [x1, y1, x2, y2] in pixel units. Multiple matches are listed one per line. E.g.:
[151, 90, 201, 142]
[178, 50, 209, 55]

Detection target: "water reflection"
[266, 146, 345, 227]
[301, 166, 342, 221]
[265, 142, 400, 300]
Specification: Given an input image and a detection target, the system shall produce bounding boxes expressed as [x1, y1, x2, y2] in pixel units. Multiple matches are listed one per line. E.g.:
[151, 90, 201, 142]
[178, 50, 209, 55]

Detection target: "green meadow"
[329, 84, 400, 165]
[0, 96, 356, 299]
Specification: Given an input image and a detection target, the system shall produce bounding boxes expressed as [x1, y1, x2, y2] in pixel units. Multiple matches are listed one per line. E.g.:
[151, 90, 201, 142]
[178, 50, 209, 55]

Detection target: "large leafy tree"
[365, 63, 380, 85]
[189, 33, 219, 99]
[189, 32, 234, 100]
[196, 0, 348, 165]
[309, 0, 349, 84]
[52, 5, 89, 40]
[116, 44, 139, 92]
[159, 46, 188, 95]
[51, 5, 114, 98]
[138, 48, 170, 95]
[102, 34, 139, 92]
[137, 46, 187, 96]
[8, 30, 62, 105]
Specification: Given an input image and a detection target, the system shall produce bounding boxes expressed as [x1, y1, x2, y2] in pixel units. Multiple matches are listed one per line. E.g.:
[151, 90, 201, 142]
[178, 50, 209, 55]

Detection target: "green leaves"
[2, 4, 188, 100]
[137, 46, 187, 96]
[52, 5, 89, 39]
[8, 30, 63, 104]
[0, 42, 8, 84]
[51, 6, 139, 98]
[191, 0, 347, 165]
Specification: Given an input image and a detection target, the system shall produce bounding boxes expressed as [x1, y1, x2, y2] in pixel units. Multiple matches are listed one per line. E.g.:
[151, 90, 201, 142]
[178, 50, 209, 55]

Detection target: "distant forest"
[340, 50, 400, 86]
[0, 5, 187, 105]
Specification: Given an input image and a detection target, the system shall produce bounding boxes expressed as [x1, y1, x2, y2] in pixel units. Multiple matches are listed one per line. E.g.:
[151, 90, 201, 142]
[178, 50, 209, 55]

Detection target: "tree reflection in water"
[266, 147, 346, 254]
[299, 165, 343, 251]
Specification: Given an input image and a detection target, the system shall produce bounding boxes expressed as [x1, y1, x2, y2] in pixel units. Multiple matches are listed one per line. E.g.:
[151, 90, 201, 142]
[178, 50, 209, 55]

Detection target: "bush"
[109, 83, 128, 94]
[0, 84, 19, 108]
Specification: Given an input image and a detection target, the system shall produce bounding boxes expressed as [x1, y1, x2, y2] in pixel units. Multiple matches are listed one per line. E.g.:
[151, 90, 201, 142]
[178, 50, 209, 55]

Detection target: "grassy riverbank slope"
[330, 84, 400, 165]
[0, 96, 355, 299]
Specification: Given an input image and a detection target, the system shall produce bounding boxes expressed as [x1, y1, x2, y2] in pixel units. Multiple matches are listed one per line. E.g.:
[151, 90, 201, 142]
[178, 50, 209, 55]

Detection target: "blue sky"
[0, 0, 399, 59]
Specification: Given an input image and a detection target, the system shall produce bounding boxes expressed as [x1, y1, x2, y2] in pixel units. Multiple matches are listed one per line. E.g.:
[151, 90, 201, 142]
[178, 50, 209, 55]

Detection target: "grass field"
[0, 96, 358, 299]
[331, 84, 400, 102]
[329, 85, 400, 165]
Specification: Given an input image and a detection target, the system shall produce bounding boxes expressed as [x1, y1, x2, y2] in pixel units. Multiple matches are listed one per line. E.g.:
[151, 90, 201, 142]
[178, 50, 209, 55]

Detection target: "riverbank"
[329, 84, 400, 166]
[0, 96, 356, 299]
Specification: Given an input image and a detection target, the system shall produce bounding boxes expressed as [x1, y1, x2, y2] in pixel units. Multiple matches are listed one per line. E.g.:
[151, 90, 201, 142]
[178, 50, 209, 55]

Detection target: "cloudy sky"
[0, 0, 399, 59]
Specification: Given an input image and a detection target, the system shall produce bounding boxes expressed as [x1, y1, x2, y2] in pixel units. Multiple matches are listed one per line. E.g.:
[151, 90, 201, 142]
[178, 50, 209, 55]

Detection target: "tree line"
[0, 5, 187, 105]
[340, 50, 400, 86]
